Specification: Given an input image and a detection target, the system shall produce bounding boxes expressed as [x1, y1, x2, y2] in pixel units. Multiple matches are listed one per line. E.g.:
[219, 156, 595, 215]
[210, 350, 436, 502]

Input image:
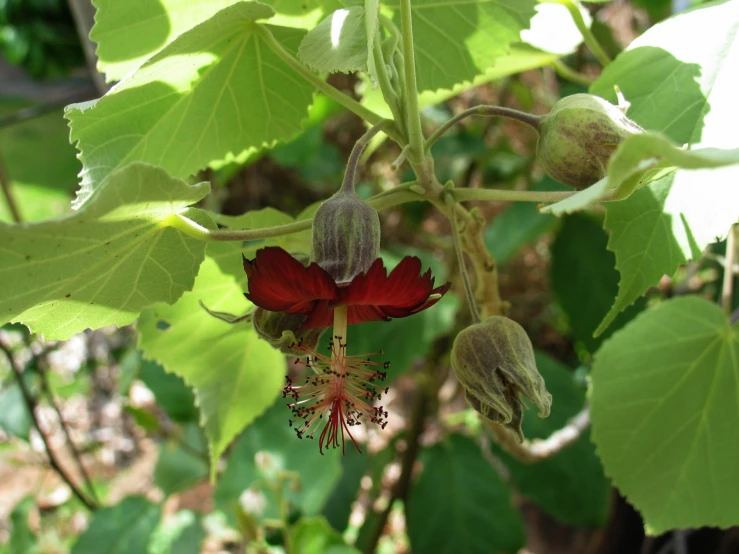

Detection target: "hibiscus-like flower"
[242, 246, 451, 330]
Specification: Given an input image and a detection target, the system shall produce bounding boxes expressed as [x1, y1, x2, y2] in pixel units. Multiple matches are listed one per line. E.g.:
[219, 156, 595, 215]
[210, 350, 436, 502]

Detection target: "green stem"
[256, 26, 402, 143]
[551, 58, 594, 87]
[398, 0, 425, 163]
[0, 151, 22, 223]
[452, 188, 576, 203]
[445, 192, 482, 324]
[425, 105, 542, 152]
[341, 121, 392, 193]
[722, 224, 737, 318]
[168, 184, 422, 242]
[545, 0, 611, 67]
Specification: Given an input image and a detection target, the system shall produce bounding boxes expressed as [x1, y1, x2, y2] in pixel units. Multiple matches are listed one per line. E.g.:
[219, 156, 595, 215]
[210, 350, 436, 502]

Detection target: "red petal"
[243, 247, 338, 314]
[342, 257, 440, 311]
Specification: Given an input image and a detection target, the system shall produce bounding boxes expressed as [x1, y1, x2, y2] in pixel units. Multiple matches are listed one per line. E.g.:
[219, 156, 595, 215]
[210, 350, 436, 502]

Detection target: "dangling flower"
[283, 336, 389, 454]
[243, 247, 451, 329]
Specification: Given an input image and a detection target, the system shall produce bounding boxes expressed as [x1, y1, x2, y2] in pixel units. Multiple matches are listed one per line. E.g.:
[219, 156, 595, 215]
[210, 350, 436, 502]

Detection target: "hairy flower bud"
[311, 189, 381, 283]
[252, 308, 325, 355]
[451, 316, 552, 442]
[536, 93, 644, 189]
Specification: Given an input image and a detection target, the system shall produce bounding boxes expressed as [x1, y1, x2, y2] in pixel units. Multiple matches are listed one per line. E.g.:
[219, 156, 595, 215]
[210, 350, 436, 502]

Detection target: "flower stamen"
[282, 337, 389, 454]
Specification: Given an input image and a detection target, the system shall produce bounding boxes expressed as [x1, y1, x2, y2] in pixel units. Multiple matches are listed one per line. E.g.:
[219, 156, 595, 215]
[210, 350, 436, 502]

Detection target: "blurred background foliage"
[0, 0, 732, 553]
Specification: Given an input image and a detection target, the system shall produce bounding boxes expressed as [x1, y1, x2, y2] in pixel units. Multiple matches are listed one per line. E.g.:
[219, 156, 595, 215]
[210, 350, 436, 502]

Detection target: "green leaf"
[492, 353, 610, 527]
[68, 3, 315, 208]
[387, 0, 537, 93]
[290, 517, 361, 554]
[137, 253, 285, 478]
[484, 178, 560, 264]
[0, 378, 33, 441]
[590, 296, 739, 534]
[125, 405, 163, 433]
[322, 447, 369, 532]
[147, 510, 204, 554]
[72, 496, 161, 554]
[139, 359, 199, 424]
[360, 44, 559, 119]
[0, 101, 79, 223]
[91, 0, 337, 82]
[0, 163, 211, 340]
[299, 7, 368, 73]
[550, 213, 645, 353]
[154, 424, 209, 496]
[540, 132, 739, 216]
[586, 0, 739, 332]
[407, 434, 526, 554]
[9, 497, 36, 554]
[364, 0, 380, 84]
[214, 403, 342, 521]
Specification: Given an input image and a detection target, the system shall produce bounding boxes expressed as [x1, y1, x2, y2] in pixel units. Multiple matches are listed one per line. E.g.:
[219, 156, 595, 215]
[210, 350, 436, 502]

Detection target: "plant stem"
[551, 58, 594, 87]
[398, 0, 425, 163]
[485, 406, 590, 462]
[425, 105, 543, 152]
[445, 193, 482, 324]
[333, 305, 348, 354]
[36, 362, 99, 503]
[169, 183, 422, 242]
[545, 0, 611, 67]
[341, 121, 392, 193]
[0, 340, 97, 511]
[452, 187, 576, 204]
[257, 26, 402, 143]
[0, 152, 22, 223]
[722, 224, 737, 318]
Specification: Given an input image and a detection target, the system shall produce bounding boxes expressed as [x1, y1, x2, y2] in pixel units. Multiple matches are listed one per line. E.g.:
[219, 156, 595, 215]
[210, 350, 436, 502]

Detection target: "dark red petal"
[300, 300, 335, 329]
[347, 304, 389, 325]
[342, 257, 437, 309]
[243, 247, 338, 314]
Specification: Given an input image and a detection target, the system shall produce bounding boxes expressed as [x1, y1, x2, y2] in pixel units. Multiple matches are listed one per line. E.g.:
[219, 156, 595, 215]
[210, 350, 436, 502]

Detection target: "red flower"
[243, 247, 451, 329]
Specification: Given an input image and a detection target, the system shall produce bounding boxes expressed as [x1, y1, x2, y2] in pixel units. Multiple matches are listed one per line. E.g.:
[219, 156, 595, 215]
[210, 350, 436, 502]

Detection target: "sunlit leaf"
[0, 163, 211, 340]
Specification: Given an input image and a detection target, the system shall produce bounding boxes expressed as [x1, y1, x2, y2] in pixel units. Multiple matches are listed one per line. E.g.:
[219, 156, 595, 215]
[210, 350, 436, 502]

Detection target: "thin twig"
[445, 191, 482, 324]
[486, 406, 591, 463]
[36, 360, 99, 503]
[425, 104, 542, 152]
[721, 224, 736, 318]
[0, 151, 22, 223]
[0, 340, 97, 511]
[363, 382, 427, 554]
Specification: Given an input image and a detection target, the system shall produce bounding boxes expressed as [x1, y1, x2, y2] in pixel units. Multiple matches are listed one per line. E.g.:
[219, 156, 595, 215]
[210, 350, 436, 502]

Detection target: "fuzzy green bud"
[252, 308, 325, 355]
[451, 316, 552, 442]
[311, 189, 381, 283]
[536, 93, 644, 189]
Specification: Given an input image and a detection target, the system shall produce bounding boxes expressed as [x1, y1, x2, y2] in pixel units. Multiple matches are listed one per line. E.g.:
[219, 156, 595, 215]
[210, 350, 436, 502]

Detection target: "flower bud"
[451, 316, 552, 442]
[311, 189, 381, 283]
[252, 307, 325, 355]
[536, 93, 643, 189]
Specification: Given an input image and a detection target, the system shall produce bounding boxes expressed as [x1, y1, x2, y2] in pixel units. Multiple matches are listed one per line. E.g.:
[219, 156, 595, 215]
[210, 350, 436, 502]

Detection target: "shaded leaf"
[290, 516, 360, 554]
[387, 0, 537, 93]
[591, 296, 739, 534]
[139, 359, 199, 424]
[71, 496, 161, 554]
[154, 424, 209, 495]
[407, 434, 526, 554]
[492, 353, 610, 527]
[299, 7, 368, 73]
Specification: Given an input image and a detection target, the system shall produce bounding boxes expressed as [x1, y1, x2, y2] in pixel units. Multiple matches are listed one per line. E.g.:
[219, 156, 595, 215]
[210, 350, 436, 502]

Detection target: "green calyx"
[536, 93, 644, 189]
[451, 316, 552, 442]
[252, 307, 325, 355]
[310, 189, 381, 283]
